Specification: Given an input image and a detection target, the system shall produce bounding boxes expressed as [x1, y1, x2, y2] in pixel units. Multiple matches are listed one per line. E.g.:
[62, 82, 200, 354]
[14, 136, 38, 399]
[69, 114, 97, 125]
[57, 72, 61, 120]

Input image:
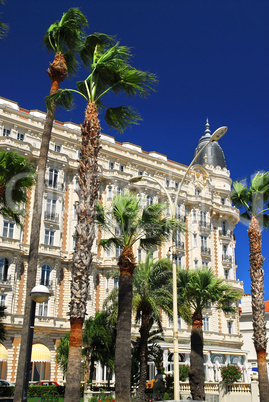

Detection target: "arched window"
[147, 195, 153, 206]
[0, 258, 9, 282]
[40, 264, 51, 287]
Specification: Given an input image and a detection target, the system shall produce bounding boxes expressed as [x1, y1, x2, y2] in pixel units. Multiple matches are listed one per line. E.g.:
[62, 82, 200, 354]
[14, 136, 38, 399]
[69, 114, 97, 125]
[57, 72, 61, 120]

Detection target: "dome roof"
[193, 119, 227, 169]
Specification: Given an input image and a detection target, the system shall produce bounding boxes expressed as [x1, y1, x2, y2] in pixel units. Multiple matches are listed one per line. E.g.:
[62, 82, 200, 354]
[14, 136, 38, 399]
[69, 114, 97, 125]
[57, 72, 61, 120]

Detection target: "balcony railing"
[44, 211, 59, 223]
[0, 274, 11, 285]
[201, 247, 211, 256]
[175, 214, 186, 223]
[45, 180, 65, 191]
[219, 230, 233, 239]
[40, 279, 53, 290]
[175, 241, 184, 251]
[222, 254, 232, 263]
[199, 221, 210, 230]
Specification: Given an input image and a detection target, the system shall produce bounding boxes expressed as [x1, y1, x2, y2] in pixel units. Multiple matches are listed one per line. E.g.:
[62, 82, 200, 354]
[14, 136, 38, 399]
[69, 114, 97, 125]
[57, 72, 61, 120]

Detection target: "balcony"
[222, 254, 232, 263]
[199, 221, 210, 230]
[219, 230, 233, 239]
[175, 214, 186, 223]
[40, 279, 53, 291]
[45, 180, 65, 192]
[0, 274, 11, 286]
[201, 247, 211, 256]
[44, 211, 59, 223]
[175, 241, 184, 252]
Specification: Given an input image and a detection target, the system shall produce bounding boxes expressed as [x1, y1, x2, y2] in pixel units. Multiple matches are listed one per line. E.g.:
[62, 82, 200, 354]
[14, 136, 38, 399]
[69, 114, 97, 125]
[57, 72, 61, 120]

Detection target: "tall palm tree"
[0, 150, 35, 224]
[97, 193, 181, 402]
[132, 254, 173, 402]
[48, 37, 157, 402]
[231, 171, 269, 402]
[14, 9, 87, 402]
[177, 267, 242, 401]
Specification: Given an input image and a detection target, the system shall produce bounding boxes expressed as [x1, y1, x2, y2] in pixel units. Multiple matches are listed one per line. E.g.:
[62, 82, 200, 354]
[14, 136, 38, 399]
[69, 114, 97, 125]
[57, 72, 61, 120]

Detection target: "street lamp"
[21, 285, 50, 402]
[129, 125, 227, 401]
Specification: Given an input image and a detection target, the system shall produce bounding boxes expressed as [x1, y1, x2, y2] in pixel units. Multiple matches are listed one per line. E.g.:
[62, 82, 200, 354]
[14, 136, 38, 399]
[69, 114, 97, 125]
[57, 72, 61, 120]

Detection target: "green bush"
[88, 391, 115, 402]
[221, 364, 242, 383]
[179, 364, 190, 381]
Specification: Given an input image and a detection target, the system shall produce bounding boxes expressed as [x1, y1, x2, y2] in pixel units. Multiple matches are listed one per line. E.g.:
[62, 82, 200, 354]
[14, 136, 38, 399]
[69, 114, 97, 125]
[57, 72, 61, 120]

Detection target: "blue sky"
[1, 0, 269, 298]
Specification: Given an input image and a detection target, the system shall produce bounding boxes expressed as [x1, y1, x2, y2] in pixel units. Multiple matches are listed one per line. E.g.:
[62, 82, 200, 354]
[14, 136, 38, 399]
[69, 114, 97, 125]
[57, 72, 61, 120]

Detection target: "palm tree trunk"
[14, 53, 67, 402]
[136, 311, 150, 402]
[115, 246, 136, 402]
[248, 216, 269, 402]
[189, 310, 205, 401]
[65, 102, 101, 402]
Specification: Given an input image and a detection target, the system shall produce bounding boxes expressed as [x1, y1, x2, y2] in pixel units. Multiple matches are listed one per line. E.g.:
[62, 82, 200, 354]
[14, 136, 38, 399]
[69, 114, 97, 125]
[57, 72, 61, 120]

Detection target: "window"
[107, 186, 113, 200]
[109, 161, 114, 170]
[227, 321, 233, 334]
[192, 210, 197, 223]
[138, 170, 144, 176]
[114, 278, 119, 289]
[174, 230, 181, 247]
[137, 249, 142, 263]
[77, 150, 82, 159]
[221, 197, 225, 205]
[194, 260, 198, 269]
[117, 187, 123, 195]
[175, 182, 179, 189]
[41, 264, 51, 287]
[202, 261, 208, 268]
[166, 179, 170, 188]
[0, 258, 9, 281]
[224, 269, 229, 280]
[193, 234, 197, 247]
[45, 198, 56, 220]
[3, 221, 14, 238]
[223, 244, 228, 257]
[48, 168, 58, 188]
[201, 235, 208, 249]
[106, 277, 109, 293]
[44, 229, 55, 246]
[203, 317, 210, 331]
[0, 295, 6, 307]
[115, 245, 123, 258]
[119, 164, 124, 172]
[178, 315, 182, 330]
[38, 300, 49, 316]
[74, 177, 79, 191]
[200, 211, 206, 223]
[147, 195, 153, 206]
[17, 132, 24, 141]
[106, 248, 111, 257]
[2, 127, 10, 137]
[54, 144, 61, 153]
[73, 204, 78, 221]
[176, 204, 181, 219]
[195, 188, 201, 196]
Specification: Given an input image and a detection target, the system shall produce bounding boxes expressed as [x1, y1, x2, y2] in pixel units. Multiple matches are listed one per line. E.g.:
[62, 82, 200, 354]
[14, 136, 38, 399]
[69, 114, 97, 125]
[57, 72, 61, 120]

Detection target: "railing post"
[251, 380, 259, 402]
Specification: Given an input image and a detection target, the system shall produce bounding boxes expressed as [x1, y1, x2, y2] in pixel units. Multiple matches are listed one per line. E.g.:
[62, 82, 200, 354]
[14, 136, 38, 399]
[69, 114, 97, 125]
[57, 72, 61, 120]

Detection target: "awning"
[0, 344, 7, 361]
[31, 344, 51, 362]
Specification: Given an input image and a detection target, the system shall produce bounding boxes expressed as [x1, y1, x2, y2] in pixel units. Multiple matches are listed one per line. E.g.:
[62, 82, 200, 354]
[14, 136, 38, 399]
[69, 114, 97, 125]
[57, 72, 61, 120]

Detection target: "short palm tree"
[14, 9, 87, 401]
[132, 254, 173, 402]
[231, 171, 269, 402]
[97, 193, 181, 402]
[0, 150, 35, 224]
[48, 38, 156, 402]
[177, 267, 242, 401]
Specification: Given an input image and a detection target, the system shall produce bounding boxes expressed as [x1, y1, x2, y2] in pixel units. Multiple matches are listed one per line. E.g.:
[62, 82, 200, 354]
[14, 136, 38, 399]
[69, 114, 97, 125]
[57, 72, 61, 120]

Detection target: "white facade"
[0, 96, 245, 384]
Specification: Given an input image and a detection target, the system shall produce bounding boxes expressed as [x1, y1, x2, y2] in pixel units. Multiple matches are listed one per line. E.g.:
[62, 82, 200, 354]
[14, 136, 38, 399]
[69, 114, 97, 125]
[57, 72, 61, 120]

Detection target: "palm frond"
[99, 237, 122, 251]
[119, 68, 157, 98]
[80, 33, 116, 67]
[45, 89, 75, 111]
[63, 50, 79, 76]
[104, 106, 142, 132]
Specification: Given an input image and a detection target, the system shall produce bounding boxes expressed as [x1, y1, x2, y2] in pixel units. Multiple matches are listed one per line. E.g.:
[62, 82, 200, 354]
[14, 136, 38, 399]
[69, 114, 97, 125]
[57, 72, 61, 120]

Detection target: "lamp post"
[130, 126, 227, 401]
[21, 285, 50, 402]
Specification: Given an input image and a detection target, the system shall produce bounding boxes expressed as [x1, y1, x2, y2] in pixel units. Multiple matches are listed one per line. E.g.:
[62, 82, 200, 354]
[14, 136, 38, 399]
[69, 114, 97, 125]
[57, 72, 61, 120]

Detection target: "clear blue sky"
[1, 0, 269, 298]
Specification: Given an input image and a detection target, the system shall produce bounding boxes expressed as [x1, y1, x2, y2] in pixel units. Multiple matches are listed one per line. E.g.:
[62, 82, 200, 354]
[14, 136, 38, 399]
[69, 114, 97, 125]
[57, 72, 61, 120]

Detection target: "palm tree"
[132, 254, 173, 402]
[177, 267, 242, 401]
[0, 150, 35, 224]
[83, 312, 116, 388]
[14, 9, 87, 402]
[97, 193, 181, 402]
[231, 171, 269, 402]
[48, 39, 157, 402]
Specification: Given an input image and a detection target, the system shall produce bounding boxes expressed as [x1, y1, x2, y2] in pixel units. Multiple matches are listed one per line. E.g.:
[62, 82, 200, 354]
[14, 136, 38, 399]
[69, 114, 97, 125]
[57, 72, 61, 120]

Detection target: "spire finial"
[204, 118, 211, 136]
